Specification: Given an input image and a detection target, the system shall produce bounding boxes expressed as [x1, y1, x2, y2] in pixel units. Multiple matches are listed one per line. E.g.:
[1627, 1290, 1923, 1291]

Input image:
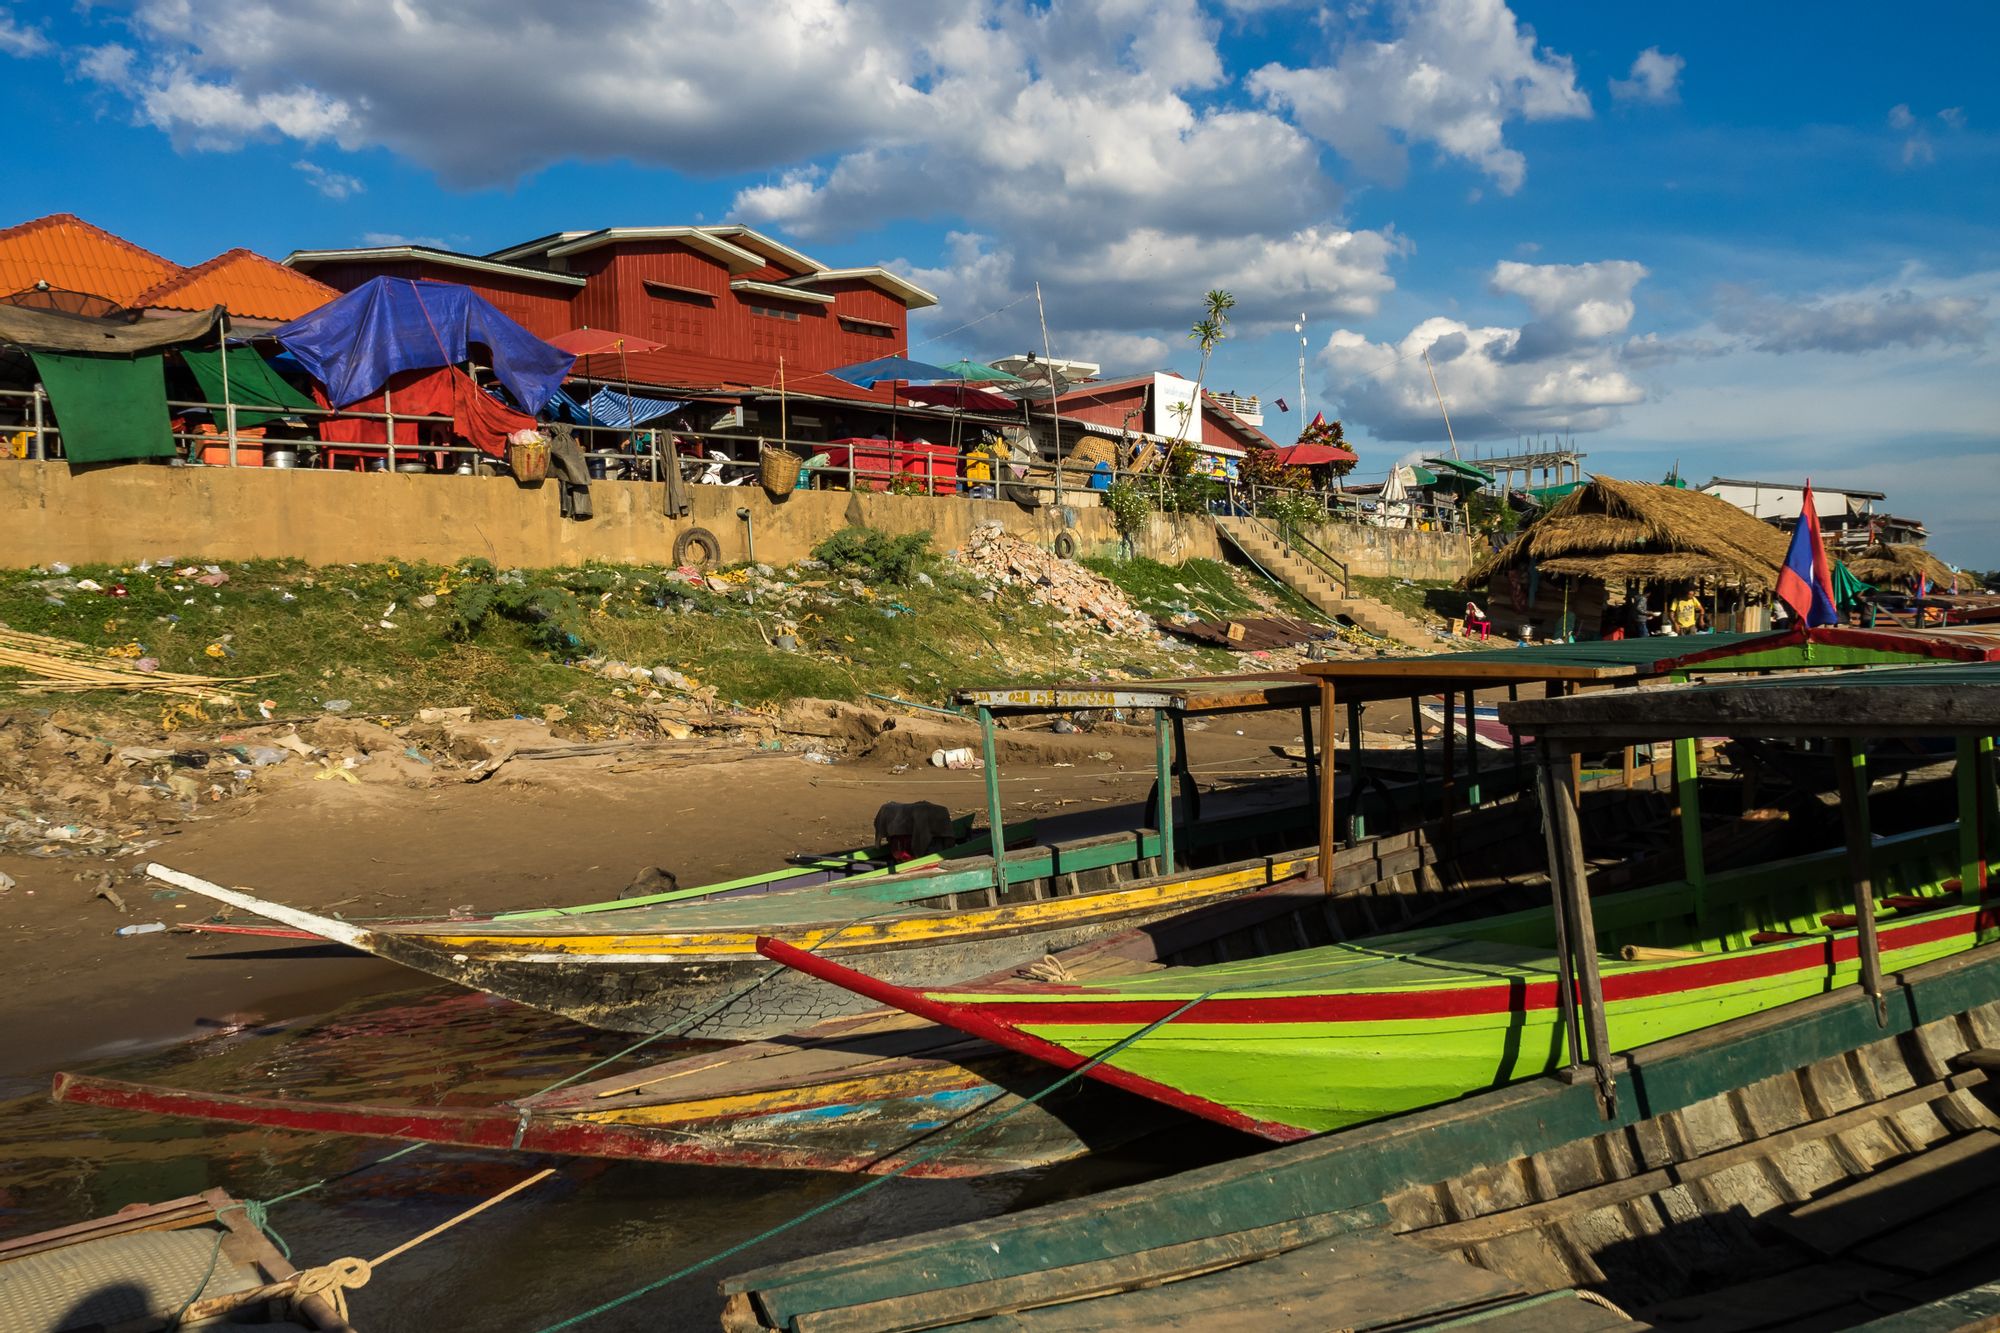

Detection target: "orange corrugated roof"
[0, 213, 181, 306]
[135, 248, 338, 322]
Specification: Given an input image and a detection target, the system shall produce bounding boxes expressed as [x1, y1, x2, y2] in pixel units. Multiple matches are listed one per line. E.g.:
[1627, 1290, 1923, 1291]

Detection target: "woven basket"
[509, 436, 550, 484]
[760, 446, 802, 496]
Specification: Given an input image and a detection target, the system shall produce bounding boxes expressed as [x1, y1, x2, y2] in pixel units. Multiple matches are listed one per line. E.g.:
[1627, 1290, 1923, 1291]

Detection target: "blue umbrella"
[828, 355, 957, 386]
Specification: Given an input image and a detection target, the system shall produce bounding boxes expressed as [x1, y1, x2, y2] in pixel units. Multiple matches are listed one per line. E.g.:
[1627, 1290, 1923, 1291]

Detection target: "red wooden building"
[285, 225, 961, 442]
[1048, 372, 1278, 462]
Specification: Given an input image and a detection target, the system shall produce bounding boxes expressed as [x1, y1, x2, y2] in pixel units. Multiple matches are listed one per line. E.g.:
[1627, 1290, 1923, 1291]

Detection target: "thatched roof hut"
[1464, 476, 1790, 591]
[1844, 542, 1957, 589]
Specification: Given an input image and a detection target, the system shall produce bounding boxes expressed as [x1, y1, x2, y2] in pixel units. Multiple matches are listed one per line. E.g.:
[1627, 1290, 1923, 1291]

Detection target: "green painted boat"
[764, 825, 1989, 1140]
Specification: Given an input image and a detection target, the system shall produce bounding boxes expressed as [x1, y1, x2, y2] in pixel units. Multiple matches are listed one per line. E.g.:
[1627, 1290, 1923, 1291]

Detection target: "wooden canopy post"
[1538, 737, 1615, 1116]
[1441, 688, 1459, 852]
[1669, 675, 1707, 925]
[1982, 736, 1999, 880]
[1832, 736, 1888, 1027]
[1171, 713, 1200, 823]
[1154, 708, 1177, 876]
[1299, 704, 1319, 815]
[1507, 682, 1525, 791]
[1346, 698, 1364, 843]
[976, 706, 1006, 889]
[1958, 738, 1986, 897]
[1465, 688, 1482, 809]
[1410, 696, 1428, 828]
[1319, 682, 1338, 892]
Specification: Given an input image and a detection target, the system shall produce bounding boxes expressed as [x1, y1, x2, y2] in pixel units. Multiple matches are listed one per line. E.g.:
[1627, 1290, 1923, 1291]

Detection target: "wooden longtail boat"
[54, 783, 1694, 1177]
[718, 664, 2000, 1332]
[721, 942, 2000, 1332]
[0, 1189, 352, 1331]
[762, 664, 2000, 1141]
[144, 799, 1325, 1041]
[761, 828, 1989, 1139]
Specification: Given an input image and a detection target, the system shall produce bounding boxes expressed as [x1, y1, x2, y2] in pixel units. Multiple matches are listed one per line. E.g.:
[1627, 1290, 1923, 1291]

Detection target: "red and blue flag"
[1776, 482, 1840, 627]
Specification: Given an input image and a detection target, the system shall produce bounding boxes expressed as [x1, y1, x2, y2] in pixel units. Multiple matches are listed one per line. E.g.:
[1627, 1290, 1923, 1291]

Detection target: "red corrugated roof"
[134, 248, 338, 322]
[0, 213, 181, 306]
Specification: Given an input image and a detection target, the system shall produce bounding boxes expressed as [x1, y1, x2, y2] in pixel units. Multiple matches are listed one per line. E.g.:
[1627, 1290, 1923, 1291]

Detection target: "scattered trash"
[0, 871, 14, 892]
[951, 527, 1151, 636]
[322, 699, 352, 712]
[114, 922, 168, 937]
[931, 747, 979, 769]
[800, 751, 837, 765]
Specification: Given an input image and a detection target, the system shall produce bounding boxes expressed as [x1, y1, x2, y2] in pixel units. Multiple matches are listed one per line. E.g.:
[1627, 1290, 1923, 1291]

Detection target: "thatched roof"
[1844, 542, 1956, 588]
[1465, 476, 1789, 591]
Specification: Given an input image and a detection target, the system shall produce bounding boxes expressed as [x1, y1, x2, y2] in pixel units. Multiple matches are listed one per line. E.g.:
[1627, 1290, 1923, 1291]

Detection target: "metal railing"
[0, 382, 1473, 536]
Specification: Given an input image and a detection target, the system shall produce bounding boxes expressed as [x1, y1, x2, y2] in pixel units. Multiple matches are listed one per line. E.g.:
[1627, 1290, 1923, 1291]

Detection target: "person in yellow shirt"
[1668, 589, 1705, 635]
[963, 437, 997, 498]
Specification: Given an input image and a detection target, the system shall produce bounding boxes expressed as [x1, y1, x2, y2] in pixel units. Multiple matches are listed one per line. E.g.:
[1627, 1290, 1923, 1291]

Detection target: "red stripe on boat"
[807, 907, 1987, 1029]
[754, 937, 1314, 1141]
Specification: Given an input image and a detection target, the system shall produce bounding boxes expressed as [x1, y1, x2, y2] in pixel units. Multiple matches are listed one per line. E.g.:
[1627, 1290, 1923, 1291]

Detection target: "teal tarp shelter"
[1832, 559, 1872, 610]
[182, 347, 319, 428]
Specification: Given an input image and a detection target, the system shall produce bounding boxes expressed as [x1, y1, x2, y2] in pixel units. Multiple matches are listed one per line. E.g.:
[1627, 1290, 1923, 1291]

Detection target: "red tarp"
[1271, 442, 1358, 466]
[315, 366, 535, 456]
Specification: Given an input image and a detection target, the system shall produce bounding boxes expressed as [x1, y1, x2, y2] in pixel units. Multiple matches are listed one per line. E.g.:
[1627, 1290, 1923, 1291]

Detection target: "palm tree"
[1170, 289, 1235, 447]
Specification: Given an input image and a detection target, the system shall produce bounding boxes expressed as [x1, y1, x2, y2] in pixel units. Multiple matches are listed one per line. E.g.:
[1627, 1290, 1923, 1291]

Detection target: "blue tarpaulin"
[586, 387, 682, 427]
[542, 387, 684, 428]
[269, 277, 574, 412]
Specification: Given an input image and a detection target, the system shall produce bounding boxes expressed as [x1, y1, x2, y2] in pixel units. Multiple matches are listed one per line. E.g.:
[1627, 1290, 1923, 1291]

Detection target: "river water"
[0, 981, 1226, 1330]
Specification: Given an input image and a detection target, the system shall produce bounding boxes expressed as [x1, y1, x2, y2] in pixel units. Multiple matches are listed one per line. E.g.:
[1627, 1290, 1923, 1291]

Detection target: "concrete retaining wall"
[1310, 523, 1477, 580]
[0, 462, 1227, 569]
[0, 463, 1472, 579]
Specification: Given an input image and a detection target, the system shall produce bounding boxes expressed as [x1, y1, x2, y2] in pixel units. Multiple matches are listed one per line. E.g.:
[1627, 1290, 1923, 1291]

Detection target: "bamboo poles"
[0, 626, 268, 700]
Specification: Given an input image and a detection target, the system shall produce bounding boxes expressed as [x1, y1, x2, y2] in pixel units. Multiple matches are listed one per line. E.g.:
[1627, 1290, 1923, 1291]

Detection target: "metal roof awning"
[1503, 661, 2000, 742]
[955, 674, 1316, 716]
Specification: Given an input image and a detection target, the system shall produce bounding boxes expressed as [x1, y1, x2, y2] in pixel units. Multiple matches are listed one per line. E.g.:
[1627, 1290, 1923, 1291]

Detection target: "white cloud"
[1249, 0, 1591, 193]
[294, 159, 362, 200]
[0, 6, 48, 57]
[74, 0, 956, 181]
[1620, 332, 1722, 366]
[1714, 283, 1988, 354]
[1489, 258, 1647, 354]
[1610, 47, 1682, 104]
[360, 232, 457, 248]
[1940, 106, 1968, 129]
[1887, 104, 1916, 130]
[1320, 254, 1653, 441]
[1322, 316, 1644, 442]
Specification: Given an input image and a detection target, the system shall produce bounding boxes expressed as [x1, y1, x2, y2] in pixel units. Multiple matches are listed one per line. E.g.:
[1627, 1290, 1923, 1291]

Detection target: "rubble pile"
[951, 526, 1153, 637]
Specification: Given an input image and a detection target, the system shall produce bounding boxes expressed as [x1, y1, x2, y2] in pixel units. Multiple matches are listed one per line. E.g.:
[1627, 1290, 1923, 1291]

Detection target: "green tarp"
[182, 347, 319, 427]
[28, 351, 175, 464]
[1832, 558, 1872, 609]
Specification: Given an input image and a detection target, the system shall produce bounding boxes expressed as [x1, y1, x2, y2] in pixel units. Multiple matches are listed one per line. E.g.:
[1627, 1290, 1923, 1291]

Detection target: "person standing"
[1669, 587, 1706, 635]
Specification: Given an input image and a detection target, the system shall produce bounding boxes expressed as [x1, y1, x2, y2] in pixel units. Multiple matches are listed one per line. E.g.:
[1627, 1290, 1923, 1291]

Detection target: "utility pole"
[1423, 346, 1460, 460]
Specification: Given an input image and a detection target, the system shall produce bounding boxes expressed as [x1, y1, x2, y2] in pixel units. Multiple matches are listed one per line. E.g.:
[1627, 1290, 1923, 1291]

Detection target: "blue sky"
[5, 1, 1996, 563]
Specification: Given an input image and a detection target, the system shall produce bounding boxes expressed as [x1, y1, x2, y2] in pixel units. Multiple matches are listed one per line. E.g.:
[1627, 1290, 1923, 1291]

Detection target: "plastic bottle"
[115, 922, 168, 937]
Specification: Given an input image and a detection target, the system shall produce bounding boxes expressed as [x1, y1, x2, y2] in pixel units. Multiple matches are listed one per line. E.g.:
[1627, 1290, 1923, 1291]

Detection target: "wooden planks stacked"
[0, 626, 267, 700]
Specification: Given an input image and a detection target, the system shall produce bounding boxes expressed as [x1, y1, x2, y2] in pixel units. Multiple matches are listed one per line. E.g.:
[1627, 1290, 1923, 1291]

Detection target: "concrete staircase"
[1216, 517, 1439, 647]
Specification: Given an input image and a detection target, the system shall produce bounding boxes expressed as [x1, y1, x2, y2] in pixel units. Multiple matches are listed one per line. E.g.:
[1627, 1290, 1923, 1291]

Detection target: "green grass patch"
[0, 547, 1238, 730]
[1349, 574, 1461, 628]
[1083, 555, 1323, 623]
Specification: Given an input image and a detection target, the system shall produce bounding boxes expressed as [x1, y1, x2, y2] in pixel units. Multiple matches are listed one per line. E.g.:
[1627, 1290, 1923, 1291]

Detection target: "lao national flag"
[1776, 484, 1840, 627]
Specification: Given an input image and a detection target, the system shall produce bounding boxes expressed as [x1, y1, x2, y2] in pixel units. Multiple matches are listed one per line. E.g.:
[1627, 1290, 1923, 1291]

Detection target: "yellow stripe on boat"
[416, 857, 1313, 960]
[572, 1066, 985, 1128]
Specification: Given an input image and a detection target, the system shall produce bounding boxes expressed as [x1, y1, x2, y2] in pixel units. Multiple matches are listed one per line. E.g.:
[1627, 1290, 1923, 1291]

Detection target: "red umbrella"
[546, 328, 666, 357]
[547, 328, 668, 448]
[1272, 442, 1358, 466]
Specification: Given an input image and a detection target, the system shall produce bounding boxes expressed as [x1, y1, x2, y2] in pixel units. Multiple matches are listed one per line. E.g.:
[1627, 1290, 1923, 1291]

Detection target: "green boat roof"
[1509, 659, 2000, 742]
[1301, 626, 2000, 702]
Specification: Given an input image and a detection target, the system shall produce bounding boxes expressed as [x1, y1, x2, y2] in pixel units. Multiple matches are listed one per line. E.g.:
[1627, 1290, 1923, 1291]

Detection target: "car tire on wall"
[673, 526, 723, 569]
